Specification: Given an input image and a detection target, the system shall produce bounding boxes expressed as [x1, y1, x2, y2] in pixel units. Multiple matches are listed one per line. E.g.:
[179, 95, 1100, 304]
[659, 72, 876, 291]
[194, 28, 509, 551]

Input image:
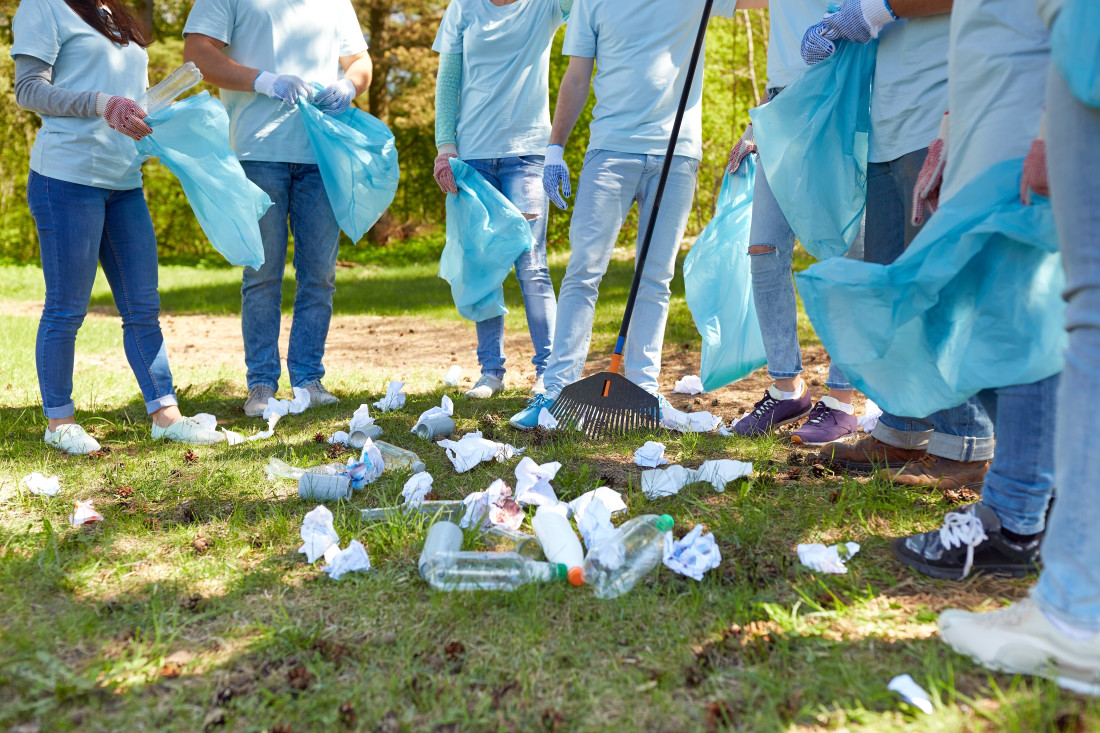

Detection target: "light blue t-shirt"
[869, 16, 950, 163]
[12, 0, 147, 190]
[766, 0, 830, 90]
[433, 0, 566, 159]
[562, 0, 738, 160]
[183, 0, 367, 164]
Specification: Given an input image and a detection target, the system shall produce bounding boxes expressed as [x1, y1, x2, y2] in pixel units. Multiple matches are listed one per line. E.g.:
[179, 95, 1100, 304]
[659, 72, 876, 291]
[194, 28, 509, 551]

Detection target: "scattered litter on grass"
[460, 479, 521, 529]
[633, 440, 669, 468]
[888, 674, 934, 714]
[193, 412, 278, 445]
[401, 472, 434, 506]
[568, 487, 627, 522]
[663, 525, 721, 581]
[438, 431, 522, 473]
[797, 542, 860, 574]
[412, 396, 455, 437]
[69, 500, 103, 526]
[660, 405, 722, 433]
[514, 457, 560, 507]
[537, 408, 559, 429]
[328, 431, 351, 445]
[20, 472, 60, 497]
[373, 381, 406, 412]
[263, 387, 311, 420]
[577, 498, 616, 552]
[299, 505, 339, 563]
[642, 460, 754, 498]
[444, 365, 463, 386]
[859, 400, 883, 432]
[673, 375, 705, 395]
[347, 440, 384, 488]
[322, 540, 371, 580]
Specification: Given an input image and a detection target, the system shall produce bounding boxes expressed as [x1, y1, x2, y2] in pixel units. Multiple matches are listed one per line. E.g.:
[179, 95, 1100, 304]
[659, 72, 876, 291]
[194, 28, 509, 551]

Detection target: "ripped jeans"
[465, 156, 557, 380]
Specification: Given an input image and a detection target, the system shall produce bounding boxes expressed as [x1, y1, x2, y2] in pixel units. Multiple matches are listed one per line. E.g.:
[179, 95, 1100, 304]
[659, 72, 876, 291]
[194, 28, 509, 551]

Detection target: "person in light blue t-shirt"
[12, 0, 226, 454]
[183, 0, 372, 418]
[431, 0, 570, 401]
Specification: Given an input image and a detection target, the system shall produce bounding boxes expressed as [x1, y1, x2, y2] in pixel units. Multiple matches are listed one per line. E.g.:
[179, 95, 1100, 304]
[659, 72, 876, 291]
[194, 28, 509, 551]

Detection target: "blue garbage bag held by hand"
[297, 86, 400, 242]
[440, 158, 535, 322]
[1051, 0, 1100, 108]
[749, 39, 877, 261]
[684, 156, 767, 391]
[136, 92, 270, 269]
[796, 157, 1066, 418]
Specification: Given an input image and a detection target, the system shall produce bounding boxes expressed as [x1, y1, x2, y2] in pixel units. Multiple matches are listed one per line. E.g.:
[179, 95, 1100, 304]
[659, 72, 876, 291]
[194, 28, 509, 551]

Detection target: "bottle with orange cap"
[583, 514, 675, 599]
[532, 504, 587, 586]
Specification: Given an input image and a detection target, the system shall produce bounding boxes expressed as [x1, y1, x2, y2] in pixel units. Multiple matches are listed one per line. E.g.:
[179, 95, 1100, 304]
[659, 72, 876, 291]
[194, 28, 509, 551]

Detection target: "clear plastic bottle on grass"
[482, 525, 545, 560]
[582, 514, 674, 599]
[375, 441, 426, 473]
[422, 551, 567, 592]
[360, 500, 465, 523]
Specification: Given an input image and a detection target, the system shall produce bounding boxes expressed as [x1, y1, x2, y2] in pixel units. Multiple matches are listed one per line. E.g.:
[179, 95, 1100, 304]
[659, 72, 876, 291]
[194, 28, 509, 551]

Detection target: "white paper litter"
[444, 365, 463, 387]
[577, 498, 617, 552]
[20, 472, 60, 497]
[796, 542, 860, 574]
[642, 460, 754, 498]
[328, 430, 350, 445]
[401, 472, 434, 506]
[438, 431, 522, 473]
[663, 525, 721, 581]
[322, 539, 371, 580]
[459, 479, 515, 529]
[514, 457, 561, 507]
[298, 505, 340, 563]
[537, 408, 559, 429]
[263, 386, 311, 420]
[660, 405, 722, 433]
[373, 381, 406, 412]
[633, 440, 669, 468]
[672, 375, 705, 395]
[346, 439, 385, 489]
[69, 500, 103, 526]
[412, 395, 455, 433]
[887, 674, 934, 714]
[192, 413, 218, 431]
[348, 403, 375, 433]
[568, 487, 627, 522]
[859, 400, 883, 432]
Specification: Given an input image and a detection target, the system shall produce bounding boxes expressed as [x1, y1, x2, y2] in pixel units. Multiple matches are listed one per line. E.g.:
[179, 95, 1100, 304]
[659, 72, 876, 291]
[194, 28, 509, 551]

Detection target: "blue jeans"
[27, 171, 178, 418]
[863, 149, 996, 461]
[1034, 65, 1100, 630]
[240, 162, 340, 390]
[465, 156, 557, 380]
[542, 150, 699, 398]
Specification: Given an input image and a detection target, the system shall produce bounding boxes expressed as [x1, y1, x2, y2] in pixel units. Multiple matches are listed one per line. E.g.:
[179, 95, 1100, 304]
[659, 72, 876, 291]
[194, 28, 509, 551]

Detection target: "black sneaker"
[892, 503, 1041, 580]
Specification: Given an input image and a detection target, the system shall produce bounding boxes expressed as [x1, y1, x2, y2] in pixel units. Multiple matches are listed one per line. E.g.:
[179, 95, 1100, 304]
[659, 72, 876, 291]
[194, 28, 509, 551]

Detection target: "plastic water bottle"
[140, 61, 203, 115]
[421, 551, 567, 591]
[582, 514, 674, 599]
[482, 525, 545, 560]
[419, 521, 464, 579]
[360, 500, 465, 523]
[532, 504, 585, 586]
[375, 441, 426, 473]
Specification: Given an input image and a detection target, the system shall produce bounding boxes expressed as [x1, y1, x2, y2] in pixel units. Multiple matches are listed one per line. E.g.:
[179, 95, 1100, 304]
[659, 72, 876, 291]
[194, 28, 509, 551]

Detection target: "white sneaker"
[152, 417, 226, 445]
[465, 374, 504, 399]
[44, 424, 101, 455]
[532, 375, 546, 395]
[939, 598, 1100, 695]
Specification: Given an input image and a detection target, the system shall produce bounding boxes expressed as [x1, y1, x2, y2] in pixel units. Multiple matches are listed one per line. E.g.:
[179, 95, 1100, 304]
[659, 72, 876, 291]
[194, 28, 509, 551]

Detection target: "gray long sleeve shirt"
[14, 54, 105, 117]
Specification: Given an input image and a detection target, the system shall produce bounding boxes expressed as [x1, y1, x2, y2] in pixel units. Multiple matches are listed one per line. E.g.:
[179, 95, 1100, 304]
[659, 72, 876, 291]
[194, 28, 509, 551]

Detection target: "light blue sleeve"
[183, 0, 235, 45]
[336, 0, 368, 56]
[434, 53, 462, 148]
[562, 0, 595, 56]
[11, 0, 62, 66]
[432, 1, 466, 55]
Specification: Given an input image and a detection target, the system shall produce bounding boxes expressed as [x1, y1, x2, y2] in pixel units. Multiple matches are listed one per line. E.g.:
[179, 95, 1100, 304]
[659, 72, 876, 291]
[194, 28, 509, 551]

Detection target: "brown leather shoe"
[876, 453, 989, 491]
[818, 434, 926, 471]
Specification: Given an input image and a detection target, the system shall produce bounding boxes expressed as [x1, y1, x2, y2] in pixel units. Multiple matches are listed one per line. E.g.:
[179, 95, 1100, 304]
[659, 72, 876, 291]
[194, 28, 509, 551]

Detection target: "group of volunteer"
[11, 0, 1100, 695]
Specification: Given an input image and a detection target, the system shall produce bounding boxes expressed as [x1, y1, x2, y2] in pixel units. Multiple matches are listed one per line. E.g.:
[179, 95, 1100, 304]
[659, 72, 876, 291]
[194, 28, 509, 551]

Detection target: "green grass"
[2, 259, 1097, 731]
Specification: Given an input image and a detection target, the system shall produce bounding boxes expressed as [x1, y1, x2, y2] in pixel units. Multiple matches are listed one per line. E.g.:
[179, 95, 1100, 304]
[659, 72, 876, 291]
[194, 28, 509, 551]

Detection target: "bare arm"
[889, 0, 952, 17]
[549, 56, 594, 147]
[183, 33, 261, 92]
[339, 51, 372, 97]
[735, 0, 769, 8]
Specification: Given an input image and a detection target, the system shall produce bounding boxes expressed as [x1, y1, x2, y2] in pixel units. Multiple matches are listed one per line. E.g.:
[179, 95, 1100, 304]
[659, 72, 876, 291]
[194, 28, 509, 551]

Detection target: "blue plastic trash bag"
[136, 92, 270, 269]
[749, 39, 877, 261]
[1052, 0, 1100, 108]
[440, 158, 534, 322]
[796, 157, 1065, 418]
[298, 89, 400, 242]
[683, 157, 767, 391]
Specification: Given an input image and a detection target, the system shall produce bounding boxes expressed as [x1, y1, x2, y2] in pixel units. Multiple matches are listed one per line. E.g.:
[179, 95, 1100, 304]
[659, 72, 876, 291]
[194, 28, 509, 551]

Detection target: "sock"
[776, 380, 805, 401]
[821, 395, 855, 415]
[1001, 527, 1040, 545]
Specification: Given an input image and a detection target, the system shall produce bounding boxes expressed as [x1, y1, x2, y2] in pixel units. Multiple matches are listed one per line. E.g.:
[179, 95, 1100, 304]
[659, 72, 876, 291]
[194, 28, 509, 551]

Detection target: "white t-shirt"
[766, 0, 831, 91]
[12, 0, 148, 189]
[183, 0, 367, 164]
[433, 0, 566, 160]
[562, 0, 738, 160]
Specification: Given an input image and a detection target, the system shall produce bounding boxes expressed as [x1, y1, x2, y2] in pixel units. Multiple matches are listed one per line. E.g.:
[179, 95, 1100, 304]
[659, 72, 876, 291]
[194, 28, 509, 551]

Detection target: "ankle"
[773, 378, 803, 399]
[48, 418, 77, 431]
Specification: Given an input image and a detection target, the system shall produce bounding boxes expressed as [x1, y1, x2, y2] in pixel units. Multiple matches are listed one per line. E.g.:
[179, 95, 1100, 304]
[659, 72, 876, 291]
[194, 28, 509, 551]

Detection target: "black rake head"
[549, 372, 660, 439]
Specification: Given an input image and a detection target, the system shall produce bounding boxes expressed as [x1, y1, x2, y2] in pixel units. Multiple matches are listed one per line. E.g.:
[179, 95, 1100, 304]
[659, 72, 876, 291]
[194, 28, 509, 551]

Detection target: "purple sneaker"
[731, 385, 812, 437]
[791, 397, 858, 446]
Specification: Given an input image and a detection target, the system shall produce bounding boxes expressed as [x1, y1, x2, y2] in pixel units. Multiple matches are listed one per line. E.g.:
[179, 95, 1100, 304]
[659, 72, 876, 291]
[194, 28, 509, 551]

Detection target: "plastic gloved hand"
[102, 96, 152, 140]
[727, 123, 757, 173]
[434, 144, 459, 195]
[911, 111, 949, 226]
[1021, 113, 1048, 205]
[314, 79, 356, 116]
[544, 144, 571, 210]
[253, 72, 312, 106]
[801, 0, 898, 65]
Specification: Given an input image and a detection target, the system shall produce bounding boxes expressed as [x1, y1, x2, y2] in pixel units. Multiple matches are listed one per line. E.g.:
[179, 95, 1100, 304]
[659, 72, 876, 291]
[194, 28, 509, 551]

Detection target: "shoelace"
[750, 393, 779, 419]
[938, 510, 989, 579]
[805, 403, 834, 425]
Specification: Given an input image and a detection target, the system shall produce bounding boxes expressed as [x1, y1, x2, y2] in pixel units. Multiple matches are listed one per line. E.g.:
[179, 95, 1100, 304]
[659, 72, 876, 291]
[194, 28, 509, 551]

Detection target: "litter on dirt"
[672, 375, 705, 395]
[20, 472, 60, 497]
[633, 440, 669, 468]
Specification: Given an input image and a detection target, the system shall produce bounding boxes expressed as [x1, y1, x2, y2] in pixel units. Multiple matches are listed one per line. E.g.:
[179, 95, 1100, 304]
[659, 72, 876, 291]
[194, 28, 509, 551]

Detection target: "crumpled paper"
[641, 460, 754, 498]
[633, 440, 669, 468]
[328, 430, 351, 445]
[514, 457, 561, 507]
[438, 431, 522, 473]
[672, 375, 705, 395]
[796, 542, 860, 574]
[859, 400, 883, 433]
[412, 395, 455, 433]
[263, 387, 311, 420]
[568, 487, 627, 522]
[887, 674, 934, 714]
[193, 412, 278, 446]
[444, 365, 463, 387]
[299, 505, 340, 563]
[20, 472, 60, 497]
[459, 479, 522, 530]
[401, 472, 434, 506]
[347, 439, 385, 489]
[373, 381, 406, 412]
[537, 408, 559, 429]
[663, 525, 721, 581]
[69, 500, 103, 526]
[660, 404, 722, 433]
[577, 498, 617, 552]
[322, 539, 371, 580]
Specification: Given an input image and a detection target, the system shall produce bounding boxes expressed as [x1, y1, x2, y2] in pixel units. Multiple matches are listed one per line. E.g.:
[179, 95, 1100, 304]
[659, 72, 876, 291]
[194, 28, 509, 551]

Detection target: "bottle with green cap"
[582, 514, 675, 599]
[421, 550, 568, 592]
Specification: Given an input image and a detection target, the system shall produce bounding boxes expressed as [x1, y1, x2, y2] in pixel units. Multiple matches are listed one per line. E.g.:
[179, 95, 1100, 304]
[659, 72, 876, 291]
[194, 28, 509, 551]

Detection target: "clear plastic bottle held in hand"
[532, 504, 585, 586]
[583, 514, 674, 599]
[140, 61, 203, 115]
[421, 551, 567, 592]
[375, 441, 426, 473]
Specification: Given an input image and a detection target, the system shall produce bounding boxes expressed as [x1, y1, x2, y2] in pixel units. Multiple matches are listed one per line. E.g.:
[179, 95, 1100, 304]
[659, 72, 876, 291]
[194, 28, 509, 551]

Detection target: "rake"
[550, 0, 715, 438]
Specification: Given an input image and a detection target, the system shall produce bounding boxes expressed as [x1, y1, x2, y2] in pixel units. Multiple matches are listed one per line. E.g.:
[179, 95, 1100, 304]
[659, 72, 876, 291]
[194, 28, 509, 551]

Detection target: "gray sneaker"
[244, 384, 276, 417]
[302, 379, 338, 407]
[465, 374, 504, 399]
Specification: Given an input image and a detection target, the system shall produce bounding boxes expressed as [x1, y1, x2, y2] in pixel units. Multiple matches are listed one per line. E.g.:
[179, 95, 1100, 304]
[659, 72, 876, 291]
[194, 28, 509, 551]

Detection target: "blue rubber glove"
[544, 144, 571, 211]
[801, 0, 897, 65]
[314, 79, 357, 115]
[253, 72, 312, 106]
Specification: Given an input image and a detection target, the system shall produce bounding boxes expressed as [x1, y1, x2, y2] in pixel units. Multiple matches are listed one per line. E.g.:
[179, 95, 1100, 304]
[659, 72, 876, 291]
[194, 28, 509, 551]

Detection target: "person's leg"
[465, 158, 508, 384]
